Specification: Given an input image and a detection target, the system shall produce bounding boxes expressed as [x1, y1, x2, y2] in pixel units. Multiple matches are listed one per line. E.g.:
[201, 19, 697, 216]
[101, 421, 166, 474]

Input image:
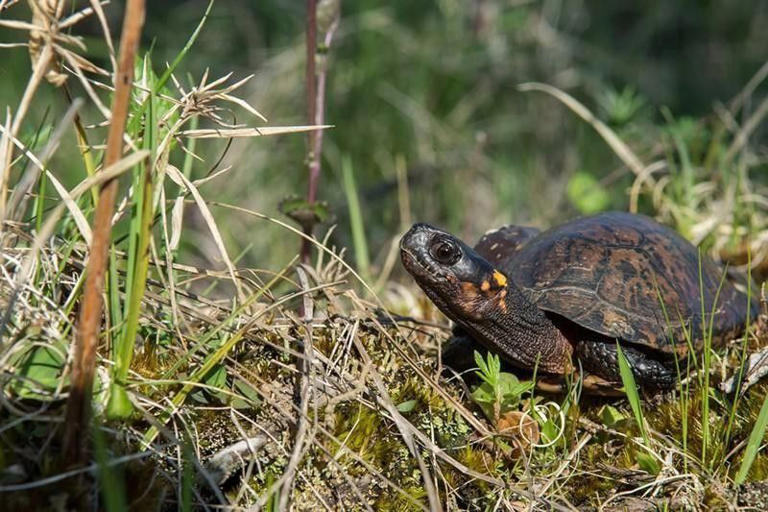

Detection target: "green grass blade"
[155, 0, 214, 93]
[616, 342, 649, 444]
[724, 249, 753, 453]
[107, 64, 158, 419]
[617, 343, 661, 474]
[93, 424, 127, 512]
[696, 248, 711, 464]
[735, 392, 768, 485]
[341, 154, 370, 277]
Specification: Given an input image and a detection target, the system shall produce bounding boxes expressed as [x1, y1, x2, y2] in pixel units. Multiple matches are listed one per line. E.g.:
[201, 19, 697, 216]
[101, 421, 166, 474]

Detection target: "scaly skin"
[400, 223, 573, 376]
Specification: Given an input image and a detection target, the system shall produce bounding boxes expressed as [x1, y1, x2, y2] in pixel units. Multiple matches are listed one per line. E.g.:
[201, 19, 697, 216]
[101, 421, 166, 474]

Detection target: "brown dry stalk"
[62, 0, 146, 466]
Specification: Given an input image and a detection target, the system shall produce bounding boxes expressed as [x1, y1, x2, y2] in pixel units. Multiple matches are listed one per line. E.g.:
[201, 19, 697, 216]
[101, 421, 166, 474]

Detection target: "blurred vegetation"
[3, 0, 768, 274]
[3, 2, 768, 509]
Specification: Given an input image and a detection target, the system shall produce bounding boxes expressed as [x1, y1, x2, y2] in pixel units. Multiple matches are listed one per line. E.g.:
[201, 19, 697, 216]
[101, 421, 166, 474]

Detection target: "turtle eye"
[429, 238, 460, 265]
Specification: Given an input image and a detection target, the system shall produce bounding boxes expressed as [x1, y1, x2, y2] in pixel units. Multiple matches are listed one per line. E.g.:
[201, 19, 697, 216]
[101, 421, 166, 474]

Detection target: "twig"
[535, 432, 592, 497]
[277, 266, 316, 509]
[62, 0, 146, 466]
[0, 451, 151, 492]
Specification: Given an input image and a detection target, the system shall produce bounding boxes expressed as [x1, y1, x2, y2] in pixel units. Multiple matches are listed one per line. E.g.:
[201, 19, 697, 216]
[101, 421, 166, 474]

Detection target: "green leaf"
[204, 364, 228, 388]
[470, 382, 495, 405]
[473, 351, 499, 388]
[473, 351, 488, 376]
[205, 364, 229, 403]
[396, 399, 419, 413]
[470, 382, 496, 420]
[541, 418, 559, 444]
[191, 364, 229, 404]
[566, 171, 610, 215]
[597, 86, 646, 125]
[105, 383, 133, 420]
[600, 405, 627, 427]
[278, 195, 331, 230]
[635, 451, 661, 475]
[497, 373, 532, 411]
[232, 379, 262, 410]
[471, 370, 533, 420]
[14, 344, 66, 400]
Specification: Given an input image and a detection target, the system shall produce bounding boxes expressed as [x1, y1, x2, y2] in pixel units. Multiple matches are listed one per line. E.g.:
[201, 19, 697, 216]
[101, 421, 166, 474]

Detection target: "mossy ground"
[1, 240, 767, 511]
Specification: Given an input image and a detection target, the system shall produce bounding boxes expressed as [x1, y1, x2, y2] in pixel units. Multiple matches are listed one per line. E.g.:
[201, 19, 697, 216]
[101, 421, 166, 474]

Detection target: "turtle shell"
[492, 212, 756, 353]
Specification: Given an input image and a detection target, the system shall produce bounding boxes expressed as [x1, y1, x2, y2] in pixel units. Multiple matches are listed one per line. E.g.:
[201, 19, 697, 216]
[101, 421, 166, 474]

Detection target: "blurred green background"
[2, 0, 767, 277]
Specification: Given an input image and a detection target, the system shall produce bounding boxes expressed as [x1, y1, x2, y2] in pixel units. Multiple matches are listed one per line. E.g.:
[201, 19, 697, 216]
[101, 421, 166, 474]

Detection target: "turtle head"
[400, 223, 509, 321]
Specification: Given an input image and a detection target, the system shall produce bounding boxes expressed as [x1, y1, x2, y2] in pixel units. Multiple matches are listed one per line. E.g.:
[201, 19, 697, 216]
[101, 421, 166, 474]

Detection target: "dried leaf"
[170, 196, 184, 251]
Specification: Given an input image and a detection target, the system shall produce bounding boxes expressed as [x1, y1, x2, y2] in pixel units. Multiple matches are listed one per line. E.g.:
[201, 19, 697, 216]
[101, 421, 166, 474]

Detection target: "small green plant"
[597, 86, 647, 126]
[470, 351, 533, 424]
[566, 170, 611, 214]
[616, 343, 661, 475]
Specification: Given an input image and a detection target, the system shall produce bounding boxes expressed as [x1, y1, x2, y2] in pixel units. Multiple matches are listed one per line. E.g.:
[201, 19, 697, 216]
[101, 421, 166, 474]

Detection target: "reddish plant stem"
[62, 0, 146, 467]
[301, 0, 319, 263]
[301, 0, 340, 263]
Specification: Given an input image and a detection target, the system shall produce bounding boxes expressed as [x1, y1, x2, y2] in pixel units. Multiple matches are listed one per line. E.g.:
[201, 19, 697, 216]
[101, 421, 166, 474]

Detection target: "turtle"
[399, 211, 759, 392]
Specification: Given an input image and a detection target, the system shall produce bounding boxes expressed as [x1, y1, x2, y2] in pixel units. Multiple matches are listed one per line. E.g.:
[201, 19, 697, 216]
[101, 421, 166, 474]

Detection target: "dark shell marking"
[498, 212, 757, 353]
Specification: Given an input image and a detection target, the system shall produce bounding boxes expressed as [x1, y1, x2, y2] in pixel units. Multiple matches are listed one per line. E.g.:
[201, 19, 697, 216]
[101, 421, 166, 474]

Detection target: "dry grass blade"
[722, 94, 768, 165]
[517, 82, 649, 193]
[62, 0, 146, 466]
[0, 108, 14, 220]
[0, 452, 151, 492]
[165, 164, 246, 305]
[84, 0, 117, 72]
[8, 43, 52, 140]
[351, 333, 443, 512]
[0, 150, 149, 344]
[178, 125, 333, 138]
[277, 267, 316, 510]
[0, 119, 93, 241]
[728, 57, 768, 114]
[6, 97, 83, 221]
[208, 201, 494, 437]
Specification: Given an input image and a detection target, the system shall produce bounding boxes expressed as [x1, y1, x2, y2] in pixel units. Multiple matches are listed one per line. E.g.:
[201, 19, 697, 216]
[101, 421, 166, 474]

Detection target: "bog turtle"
[400, 212, 758, 392]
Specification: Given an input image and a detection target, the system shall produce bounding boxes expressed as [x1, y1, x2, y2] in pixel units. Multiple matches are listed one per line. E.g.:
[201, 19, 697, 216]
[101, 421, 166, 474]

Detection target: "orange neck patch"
[493, 270, 507, 287]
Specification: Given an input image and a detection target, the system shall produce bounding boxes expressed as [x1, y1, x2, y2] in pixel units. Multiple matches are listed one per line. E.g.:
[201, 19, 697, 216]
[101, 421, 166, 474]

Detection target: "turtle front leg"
[441, 327, 480, 375]
[575, 340, 678, 390]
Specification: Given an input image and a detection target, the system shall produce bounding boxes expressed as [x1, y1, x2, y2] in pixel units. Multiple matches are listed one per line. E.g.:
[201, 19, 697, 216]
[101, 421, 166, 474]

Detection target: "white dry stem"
[165, 164, 246, 306]
[0, 121, 93, 242]
[277, 267, 316, 510]
[518, 82, 650, 212]
[6, 97, 83, 221]
[179, 125, 333, 139]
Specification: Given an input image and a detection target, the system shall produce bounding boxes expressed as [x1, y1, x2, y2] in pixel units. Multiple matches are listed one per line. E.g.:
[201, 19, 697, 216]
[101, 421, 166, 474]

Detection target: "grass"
[341, 154, 370, 279]
[1, 0, 768, 510]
